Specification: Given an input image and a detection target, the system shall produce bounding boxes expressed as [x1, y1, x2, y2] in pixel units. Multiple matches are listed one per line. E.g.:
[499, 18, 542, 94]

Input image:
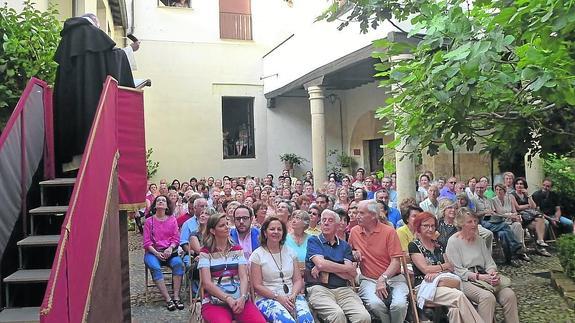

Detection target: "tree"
[318, 0, 575, 159]
[0, 1, 61, 130]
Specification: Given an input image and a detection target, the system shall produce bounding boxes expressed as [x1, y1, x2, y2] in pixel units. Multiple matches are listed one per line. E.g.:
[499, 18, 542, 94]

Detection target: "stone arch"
[348, 110, 394, 173]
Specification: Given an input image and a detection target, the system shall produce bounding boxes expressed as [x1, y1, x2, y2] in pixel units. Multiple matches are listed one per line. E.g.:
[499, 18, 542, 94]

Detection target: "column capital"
[307, 86, 325, 100]
[304, 76, 325, 91]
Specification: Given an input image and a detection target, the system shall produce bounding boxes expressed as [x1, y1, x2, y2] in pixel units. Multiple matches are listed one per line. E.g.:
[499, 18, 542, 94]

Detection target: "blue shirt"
[439, 187, 456, 202]
[179, 216, 199, 246]
[389, 189, 398, 208]
[306, 234, 353, 288]
[388, 207, 402, 228]
[285, 233, 310, 262]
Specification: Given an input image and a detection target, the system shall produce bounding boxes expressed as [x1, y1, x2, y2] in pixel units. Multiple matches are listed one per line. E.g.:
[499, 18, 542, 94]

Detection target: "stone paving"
[128, 230, 575, 322]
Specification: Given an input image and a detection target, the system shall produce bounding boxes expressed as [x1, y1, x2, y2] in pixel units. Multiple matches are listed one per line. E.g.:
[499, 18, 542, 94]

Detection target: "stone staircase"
[0, 178, 75, 322]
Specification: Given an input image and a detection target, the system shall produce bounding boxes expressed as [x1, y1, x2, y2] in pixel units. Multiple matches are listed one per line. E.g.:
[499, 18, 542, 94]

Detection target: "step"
[38, 178, 76, 187]
[28, 206, 67, 216]
[3, 270, 51, 284]
[17, 235, 60, 247]
[0, 307, 39, 323]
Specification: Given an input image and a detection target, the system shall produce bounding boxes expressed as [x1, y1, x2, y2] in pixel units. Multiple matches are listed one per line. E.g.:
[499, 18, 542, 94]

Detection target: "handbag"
[520, 209, 543, 222]
[209, 275, 241, 305]
[208, 253, 241, 305]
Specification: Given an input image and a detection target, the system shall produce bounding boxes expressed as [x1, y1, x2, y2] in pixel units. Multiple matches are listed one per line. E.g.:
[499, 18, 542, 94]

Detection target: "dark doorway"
[367, 139, 383, 173]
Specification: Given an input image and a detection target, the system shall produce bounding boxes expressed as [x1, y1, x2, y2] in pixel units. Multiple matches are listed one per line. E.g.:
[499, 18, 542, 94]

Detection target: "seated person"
[349, 200, 409, 323]
[473, 181, 523, 266]
[436, 199, 459, 248]
[396, 205, 423, 253]
[446, 208, 519, 323]
[305, 210, 371, 323]
[419, 184, 440, 218]
[230, 205, 260, 260]
[179, 198, 207, 266]
[510, 178, 551, 256]
[250, 217, 314, 322]
[143, 195, 185, 311]
[532, 178, 574, 234]
[409, 212, 483, 322]
[198, 213, 265, 323]
[285, 210, 312, 262]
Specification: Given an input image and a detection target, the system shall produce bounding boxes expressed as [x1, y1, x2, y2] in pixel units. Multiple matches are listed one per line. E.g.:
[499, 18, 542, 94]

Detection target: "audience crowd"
[139, 168, 574, 323]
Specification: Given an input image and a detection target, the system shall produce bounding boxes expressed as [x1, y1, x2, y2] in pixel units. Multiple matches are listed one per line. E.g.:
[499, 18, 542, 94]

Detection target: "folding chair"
[144, 264, 174, 302]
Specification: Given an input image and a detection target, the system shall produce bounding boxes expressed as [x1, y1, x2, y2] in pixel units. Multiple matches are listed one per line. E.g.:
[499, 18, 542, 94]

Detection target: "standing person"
[532, 178, 574, 234]
[230, 205, 261, 260]
[349, 200, 409, 323]
[446, 208, 519, 323]
[142, 195, 185, 311]
[250, 217, 314, 322]
[409, 212, 484, 323]
[305, 210, 371, 323]
[53, 14, 135, 174]
[198, 214, 265, 323]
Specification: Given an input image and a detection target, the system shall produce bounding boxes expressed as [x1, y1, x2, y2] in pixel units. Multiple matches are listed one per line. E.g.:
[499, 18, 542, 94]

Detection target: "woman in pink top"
[143, 195, 185, 311]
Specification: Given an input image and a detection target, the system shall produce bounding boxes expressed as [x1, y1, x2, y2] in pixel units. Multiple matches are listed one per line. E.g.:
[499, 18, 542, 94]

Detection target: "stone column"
[390, 54, 416, 203]
[525, 128, 544, 194]
[308, 86, 327, 189]
[525, 153, 544, 194]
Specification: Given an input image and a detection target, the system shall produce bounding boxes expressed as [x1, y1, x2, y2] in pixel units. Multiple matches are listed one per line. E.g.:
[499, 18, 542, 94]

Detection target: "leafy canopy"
[0, 0, 61, 129]
[319, 0, 575, 157]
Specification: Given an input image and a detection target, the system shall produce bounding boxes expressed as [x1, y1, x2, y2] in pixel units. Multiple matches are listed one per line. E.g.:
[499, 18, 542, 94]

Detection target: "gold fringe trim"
[41, 79, 117, 316]
[82, 151, 120, 322]
[119, 202, 146, 212]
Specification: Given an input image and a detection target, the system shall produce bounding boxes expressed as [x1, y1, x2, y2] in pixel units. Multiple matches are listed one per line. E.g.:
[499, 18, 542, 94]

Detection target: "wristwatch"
[242, 294, 249, 301]
[272, 292, 279, 300]
[380, 274, 389, 283]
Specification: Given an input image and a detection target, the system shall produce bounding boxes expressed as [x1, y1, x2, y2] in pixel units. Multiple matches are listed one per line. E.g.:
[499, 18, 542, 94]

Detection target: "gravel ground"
[128, 230, 575, 323]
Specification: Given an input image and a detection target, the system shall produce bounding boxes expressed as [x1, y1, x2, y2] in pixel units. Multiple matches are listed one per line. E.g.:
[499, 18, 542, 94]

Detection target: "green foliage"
[146, 148, 160, 179]
[557, 235, 575, 281]
[543, 153, 575, 213]
[327, 149, 357, 176]
[0, 0, 61, 129]
[319, 0, 575, 158]
[279, 153, 307, 167]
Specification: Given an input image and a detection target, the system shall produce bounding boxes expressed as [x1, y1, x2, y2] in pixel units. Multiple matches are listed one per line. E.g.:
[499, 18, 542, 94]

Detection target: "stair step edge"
[0, 307, 40, 323]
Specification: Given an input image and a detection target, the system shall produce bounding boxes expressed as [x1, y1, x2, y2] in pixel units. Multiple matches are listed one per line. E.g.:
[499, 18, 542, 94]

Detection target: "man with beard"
[230, 205, 260, 260]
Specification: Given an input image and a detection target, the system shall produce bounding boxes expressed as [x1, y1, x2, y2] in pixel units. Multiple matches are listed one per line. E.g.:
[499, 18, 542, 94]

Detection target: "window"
[158, 0, 191, 8]
[222, 97, 255, 159]
[219, 0, 252, 40]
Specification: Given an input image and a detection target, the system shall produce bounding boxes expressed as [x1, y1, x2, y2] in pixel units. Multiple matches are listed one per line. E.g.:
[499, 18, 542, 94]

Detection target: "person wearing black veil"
[53, 13, 135, 175]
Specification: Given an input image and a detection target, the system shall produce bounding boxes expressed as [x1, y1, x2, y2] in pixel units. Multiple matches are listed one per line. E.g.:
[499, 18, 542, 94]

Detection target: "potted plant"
[279, 153, 307, 170]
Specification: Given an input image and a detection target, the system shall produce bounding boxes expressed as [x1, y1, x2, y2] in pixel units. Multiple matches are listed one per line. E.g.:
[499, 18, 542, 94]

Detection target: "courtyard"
[127, 230, 575, 323]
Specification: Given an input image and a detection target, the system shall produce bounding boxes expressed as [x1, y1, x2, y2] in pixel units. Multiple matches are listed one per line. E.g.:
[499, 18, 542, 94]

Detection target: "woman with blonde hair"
[446, 208, 519, 323]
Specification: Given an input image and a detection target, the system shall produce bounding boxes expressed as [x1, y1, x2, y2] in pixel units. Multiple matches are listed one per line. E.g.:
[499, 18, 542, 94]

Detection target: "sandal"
[174, 299, 185, 310]
[166, 299, 176, 311]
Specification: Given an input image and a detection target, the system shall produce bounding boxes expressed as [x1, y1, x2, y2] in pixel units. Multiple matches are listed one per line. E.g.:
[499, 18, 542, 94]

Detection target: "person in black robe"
[53, 14, 135, 175]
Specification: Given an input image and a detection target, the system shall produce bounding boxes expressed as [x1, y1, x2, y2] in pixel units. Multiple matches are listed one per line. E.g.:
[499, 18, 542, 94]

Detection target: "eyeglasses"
[234, 216, 251, 222]
[421, 224, 436, 230]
